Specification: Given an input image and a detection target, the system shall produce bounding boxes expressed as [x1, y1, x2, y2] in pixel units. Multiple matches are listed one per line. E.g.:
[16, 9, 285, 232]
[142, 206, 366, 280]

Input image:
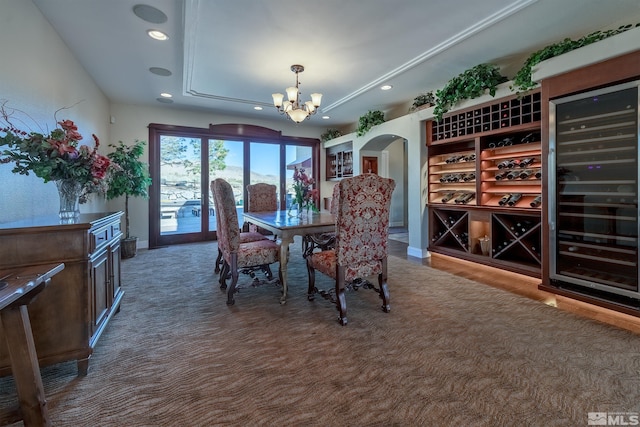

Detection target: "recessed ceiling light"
[160, 92, 172, 98]
[147, 30, 168, 41]
[322, 116, 330, 120]
[254, 106, 263, 111]
[156, 97, 173, 104]
[381, 85, 393, 91]
[149, 67, 172, 76]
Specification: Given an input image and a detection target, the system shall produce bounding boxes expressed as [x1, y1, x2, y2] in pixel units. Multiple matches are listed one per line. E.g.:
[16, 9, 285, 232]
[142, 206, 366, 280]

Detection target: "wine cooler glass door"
[549, 81, 639, 299]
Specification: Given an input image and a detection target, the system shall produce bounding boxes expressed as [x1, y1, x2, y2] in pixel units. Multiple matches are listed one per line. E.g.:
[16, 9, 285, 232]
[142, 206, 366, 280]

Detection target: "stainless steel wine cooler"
[549, 80, 640, 301]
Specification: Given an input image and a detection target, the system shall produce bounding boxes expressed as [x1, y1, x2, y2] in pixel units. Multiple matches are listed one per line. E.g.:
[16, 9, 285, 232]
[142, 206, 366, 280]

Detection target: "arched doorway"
[360, 134, 408, 238]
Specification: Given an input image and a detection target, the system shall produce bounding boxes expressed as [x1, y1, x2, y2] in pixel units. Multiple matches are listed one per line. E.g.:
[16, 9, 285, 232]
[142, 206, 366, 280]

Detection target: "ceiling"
[32, 0, 640, 131]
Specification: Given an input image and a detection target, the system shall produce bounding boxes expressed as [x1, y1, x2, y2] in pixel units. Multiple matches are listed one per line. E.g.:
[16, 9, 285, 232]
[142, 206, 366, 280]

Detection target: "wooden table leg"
[0, 304, 51, 427]
[279, 234, 293, 305]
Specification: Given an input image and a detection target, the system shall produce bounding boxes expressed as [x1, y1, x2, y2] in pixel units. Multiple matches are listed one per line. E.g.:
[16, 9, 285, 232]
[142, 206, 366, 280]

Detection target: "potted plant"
[356, 110, 385, 137]
[320, 128, 343, 142]
[409, 91, 436, 112]
[433, 63, 507, 122]
[106, 140, 152, 258]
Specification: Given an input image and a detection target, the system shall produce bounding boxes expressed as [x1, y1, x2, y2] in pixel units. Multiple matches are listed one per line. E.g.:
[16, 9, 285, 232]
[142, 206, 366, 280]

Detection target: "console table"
[0, 212, 124, 377]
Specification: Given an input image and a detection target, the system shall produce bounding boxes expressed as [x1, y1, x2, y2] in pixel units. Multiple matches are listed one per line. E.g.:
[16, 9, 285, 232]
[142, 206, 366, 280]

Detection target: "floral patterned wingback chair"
[306, 173, 396, 325]
[211, 182, 266, 276]
[211, 178, 281, 305]
[246, 183, 277, 235]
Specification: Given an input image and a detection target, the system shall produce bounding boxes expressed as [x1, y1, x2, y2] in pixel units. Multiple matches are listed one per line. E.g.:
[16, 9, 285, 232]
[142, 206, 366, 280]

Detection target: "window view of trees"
[148, 122, 319, 248]
[159, 136, 229, 233]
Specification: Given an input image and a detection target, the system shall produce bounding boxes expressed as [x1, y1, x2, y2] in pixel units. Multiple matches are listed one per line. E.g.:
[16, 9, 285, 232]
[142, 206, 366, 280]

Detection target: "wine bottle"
[441, 192, 455, 203]
[439, 174, 451, 183]
[506, 170, 520, 180]
[520, 132, 539, 144]
[495, 171, 507, 181]
[507, 193, 522, 206]
[455, 193, 475, 204]
[449, 173, 464, 182]
[498, 194, 511, 206]
[530, 195, 542, 208]
[519, 169, 535, 180]
[534, 170, 542, 179]
[462, 173, 475, 182]
[497, 159, 512, 169]
[519, 158, 535, 168]
[502, 137, 514, 146]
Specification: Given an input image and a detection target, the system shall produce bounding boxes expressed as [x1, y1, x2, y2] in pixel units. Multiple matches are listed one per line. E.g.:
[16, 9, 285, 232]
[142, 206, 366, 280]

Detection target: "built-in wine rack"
[427, 141, 476, 205]
[431, 92, 541, 141]
[492, 213, 542, 269]
[430, 208, 470, 253]
[426, 90, 543, 277]
[480, 131, 542, 209]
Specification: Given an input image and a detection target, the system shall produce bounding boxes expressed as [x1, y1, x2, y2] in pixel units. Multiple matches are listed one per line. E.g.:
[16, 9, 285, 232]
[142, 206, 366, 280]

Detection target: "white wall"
[0, 0, 110, 223]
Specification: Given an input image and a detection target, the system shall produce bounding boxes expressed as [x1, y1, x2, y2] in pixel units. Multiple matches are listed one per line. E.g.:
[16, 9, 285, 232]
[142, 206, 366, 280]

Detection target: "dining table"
[242, 210, 335, 304]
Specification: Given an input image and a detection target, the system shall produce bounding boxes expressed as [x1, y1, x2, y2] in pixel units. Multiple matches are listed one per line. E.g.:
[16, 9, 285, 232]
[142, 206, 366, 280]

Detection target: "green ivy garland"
[433, 63, 507, 122]
[511, 23, 640, 93]
[356, 110, 385, 137]
[320, 128, 343, 142]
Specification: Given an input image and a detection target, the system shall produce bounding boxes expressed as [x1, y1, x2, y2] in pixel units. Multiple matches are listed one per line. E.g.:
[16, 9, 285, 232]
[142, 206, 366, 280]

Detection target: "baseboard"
[407, 246, 430, 259]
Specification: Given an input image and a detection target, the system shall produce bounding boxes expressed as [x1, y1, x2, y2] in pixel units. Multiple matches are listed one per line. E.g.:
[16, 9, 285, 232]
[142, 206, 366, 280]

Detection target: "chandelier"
[272, 65, 322, 123]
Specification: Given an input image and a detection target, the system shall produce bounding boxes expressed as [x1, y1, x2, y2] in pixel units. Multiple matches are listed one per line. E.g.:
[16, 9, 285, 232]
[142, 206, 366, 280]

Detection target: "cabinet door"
[90, 249, 110, 336]
[110, 241, 121, 304]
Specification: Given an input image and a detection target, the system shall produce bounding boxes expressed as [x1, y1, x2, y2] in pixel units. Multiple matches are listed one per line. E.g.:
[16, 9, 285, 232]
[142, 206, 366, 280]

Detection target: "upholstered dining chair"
[306, 173, 396, 325]
[302, 182, 339, 257]
[211, 178, 282, 305]
[246, 182, 277, 236]
[211, 186, 267, 276]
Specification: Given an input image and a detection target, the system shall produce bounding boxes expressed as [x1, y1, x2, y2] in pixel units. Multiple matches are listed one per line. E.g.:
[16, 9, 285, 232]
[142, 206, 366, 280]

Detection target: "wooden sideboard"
[0, 212, 124, 376]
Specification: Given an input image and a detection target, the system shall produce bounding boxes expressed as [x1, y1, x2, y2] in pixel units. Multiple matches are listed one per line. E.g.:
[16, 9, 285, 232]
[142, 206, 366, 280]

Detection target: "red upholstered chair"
[211, 183, 267, 276]
[306, 173, 395, 325]
[302, 182, 339, 257]
[246, 183, 277, 236]
[211, 178, 281, 305]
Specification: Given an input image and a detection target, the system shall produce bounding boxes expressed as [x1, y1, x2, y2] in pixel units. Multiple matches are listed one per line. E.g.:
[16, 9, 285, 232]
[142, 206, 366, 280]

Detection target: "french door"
[148, 124, 319, 248]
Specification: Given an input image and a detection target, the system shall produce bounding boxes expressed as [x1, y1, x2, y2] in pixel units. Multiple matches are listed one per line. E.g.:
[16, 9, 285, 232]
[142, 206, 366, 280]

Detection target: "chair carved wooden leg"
[215, 248, 223, 274]
[306, 261, 316, 301]
[219, 261, 229, 289]
[336, 266, 347, 326]
[227, 254, 239, 305]
[379, 274, 390, 313]
[380, 258, 390, 313]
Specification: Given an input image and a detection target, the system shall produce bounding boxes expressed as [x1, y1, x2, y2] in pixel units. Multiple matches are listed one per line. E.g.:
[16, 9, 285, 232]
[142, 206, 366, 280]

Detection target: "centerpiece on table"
[289, 166, 319, 217]
[0, 106, 115, 221]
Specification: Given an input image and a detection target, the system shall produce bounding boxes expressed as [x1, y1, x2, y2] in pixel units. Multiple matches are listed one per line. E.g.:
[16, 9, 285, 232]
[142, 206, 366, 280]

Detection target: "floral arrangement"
[290, 167, 318, 214]
[0, 105, 114, 203]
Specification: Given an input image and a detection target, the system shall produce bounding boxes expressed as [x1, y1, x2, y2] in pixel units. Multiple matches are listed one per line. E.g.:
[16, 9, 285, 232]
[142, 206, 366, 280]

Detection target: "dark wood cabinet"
[0, 212, 124, 376]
